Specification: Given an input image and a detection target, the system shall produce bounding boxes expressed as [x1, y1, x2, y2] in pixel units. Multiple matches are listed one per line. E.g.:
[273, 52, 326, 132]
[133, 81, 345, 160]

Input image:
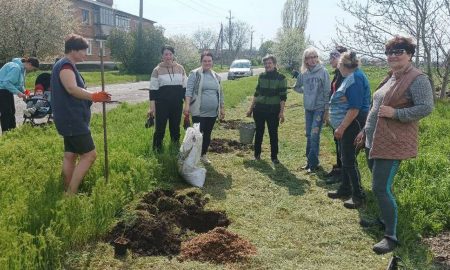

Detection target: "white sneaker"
[200, 155, 211, 164]
[23, 109, 32, 117]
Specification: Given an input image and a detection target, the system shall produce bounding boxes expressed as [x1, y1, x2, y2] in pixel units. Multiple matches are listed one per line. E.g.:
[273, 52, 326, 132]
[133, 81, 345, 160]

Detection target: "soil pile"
[423, 231, 450, 268]
[108, 188, 230, 256]
[179, 227, 257, 264]
[209, 138, 252, 153]
[219, 119, 244, 129]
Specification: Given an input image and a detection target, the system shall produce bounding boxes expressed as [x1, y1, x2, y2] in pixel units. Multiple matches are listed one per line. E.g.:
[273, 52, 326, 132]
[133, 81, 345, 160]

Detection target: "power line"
[172, 0, 218, 19]
[186, 0, 224, 17]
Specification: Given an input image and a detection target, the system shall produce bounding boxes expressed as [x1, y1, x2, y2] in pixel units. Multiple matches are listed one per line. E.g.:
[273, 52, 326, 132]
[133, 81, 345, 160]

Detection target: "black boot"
[343, 196, 365, 209]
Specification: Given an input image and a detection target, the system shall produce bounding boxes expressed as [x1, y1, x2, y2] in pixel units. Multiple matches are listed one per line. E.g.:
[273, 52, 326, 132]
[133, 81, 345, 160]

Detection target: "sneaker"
[24, 108, 35, 117]
[343, 197, 365, 209]
[306, 167, 318, 174]
[327, 190, 351, 199]
[271, 158, 280, 165]
[373, 237, 398, 254]
[299, 164, 309, 170]
[200, 155, 211, 164]
[359, 217, 386, 230]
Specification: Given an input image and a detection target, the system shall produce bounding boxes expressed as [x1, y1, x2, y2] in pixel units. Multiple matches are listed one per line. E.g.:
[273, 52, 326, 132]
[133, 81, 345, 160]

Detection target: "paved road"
[4, 68, 265, 135]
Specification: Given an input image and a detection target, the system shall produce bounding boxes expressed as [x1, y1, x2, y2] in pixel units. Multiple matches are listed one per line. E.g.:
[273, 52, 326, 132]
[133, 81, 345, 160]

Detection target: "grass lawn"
[64, 75, 442, 269]
[1, 69, 446, 269]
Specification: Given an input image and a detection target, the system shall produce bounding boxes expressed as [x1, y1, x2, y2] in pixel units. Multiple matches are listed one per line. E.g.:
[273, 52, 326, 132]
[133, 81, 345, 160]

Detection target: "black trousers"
[253, 110, 279, 159]
[153, 100, 183, 150]
[192, 116, 217, 156]
[337, 119, 365, 198]
[332, 128, 342, 168]
[0, 90, 16, 133]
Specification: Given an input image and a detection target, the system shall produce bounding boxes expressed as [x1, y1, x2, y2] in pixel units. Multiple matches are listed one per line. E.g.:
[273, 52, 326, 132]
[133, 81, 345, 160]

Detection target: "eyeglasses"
[385, 49, 406, 56]
[305, 55, 318, 60]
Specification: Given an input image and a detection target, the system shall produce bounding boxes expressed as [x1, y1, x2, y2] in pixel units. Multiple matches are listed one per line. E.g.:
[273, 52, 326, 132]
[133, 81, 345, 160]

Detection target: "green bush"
[108, 27, 166, 74]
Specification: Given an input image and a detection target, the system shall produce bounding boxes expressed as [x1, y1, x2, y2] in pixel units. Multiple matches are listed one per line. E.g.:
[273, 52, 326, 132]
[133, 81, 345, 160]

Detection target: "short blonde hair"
[301, 47, 321, 73]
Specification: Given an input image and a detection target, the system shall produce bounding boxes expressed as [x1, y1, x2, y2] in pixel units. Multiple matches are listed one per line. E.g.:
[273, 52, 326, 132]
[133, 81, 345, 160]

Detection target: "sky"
[113, 0, 354, 50]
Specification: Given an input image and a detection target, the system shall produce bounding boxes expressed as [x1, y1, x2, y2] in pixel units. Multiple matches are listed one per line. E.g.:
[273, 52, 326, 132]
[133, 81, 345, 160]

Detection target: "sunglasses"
[385, 49, 406, 56]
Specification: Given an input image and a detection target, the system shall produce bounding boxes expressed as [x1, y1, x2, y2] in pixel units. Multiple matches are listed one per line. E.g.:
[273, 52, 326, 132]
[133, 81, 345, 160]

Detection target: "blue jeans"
[305, 110, 324, 168]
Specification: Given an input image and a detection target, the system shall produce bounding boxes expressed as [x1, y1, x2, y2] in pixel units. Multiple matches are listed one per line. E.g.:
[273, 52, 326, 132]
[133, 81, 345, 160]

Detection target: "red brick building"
[71, 0, 156, 61]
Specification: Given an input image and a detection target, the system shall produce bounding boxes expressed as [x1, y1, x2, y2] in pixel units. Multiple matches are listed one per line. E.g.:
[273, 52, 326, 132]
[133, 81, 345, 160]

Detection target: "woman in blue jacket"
[0, 57, 39, 133]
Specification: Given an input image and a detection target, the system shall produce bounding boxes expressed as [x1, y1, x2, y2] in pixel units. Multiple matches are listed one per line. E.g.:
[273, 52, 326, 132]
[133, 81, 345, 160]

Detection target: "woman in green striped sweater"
[246, 55, 287, 164]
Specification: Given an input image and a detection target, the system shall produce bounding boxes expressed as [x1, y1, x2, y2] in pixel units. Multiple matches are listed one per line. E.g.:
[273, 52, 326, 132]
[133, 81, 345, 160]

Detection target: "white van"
[227, 59, 253, 80]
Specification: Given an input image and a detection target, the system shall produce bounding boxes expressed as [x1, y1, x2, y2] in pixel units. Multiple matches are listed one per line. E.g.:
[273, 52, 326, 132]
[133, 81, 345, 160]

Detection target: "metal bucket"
[239, 122, 255, 144]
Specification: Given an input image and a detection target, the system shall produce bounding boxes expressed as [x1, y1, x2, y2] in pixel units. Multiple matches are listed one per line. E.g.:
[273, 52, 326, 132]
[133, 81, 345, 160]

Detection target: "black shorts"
[64, 133, 95, 154]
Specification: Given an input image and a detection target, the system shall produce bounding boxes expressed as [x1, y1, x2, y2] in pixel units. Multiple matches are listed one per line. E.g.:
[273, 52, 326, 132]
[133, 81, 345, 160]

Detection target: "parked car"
[227, 59, 253, 80]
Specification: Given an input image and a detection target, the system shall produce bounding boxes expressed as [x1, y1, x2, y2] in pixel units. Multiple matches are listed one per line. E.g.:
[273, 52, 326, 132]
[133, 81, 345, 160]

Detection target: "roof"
[78, 0, 156, 24]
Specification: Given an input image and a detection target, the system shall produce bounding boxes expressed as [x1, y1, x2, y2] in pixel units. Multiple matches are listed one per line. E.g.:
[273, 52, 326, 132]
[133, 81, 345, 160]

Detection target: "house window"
[98, 40, 107, 56]
[99, 7, 114, 25]
[115, 15, 130, 31]
[81, 9, 90, 25]
[86, 39, 93, 55]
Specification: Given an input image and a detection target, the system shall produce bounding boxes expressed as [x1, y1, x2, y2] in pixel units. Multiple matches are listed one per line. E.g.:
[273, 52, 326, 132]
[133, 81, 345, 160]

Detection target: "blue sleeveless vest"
[50, 58, 92, 136]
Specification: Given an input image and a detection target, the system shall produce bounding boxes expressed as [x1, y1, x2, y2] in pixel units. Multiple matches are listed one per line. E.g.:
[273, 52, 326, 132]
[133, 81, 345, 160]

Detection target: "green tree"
[108, 27, 166, 74]
[274, 0, 309, 68]
[274, 28, 305, 69]
[259, 40, 275, 57]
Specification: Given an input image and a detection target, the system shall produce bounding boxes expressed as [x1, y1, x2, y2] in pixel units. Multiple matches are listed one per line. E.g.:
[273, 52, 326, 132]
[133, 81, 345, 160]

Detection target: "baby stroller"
[23, 72, 53, 126]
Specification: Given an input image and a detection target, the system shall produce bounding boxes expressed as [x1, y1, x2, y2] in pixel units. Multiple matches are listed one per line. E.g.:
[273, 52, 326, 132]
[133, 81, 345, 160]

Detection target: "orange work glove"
[91, 91, 111, 102]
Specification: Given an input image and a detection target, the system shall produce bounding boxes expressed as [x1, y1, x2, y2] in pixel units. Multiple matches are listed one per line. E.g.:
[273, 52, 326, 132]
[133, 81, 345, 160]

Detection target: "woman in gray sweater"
[184, 51, 224, 164]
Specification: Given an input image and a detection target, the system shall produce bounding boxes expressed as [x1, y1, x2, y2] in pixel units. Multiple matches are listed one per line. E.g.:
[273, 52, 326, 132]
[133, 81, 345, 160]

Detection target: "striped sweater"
[149, 61, 186, 101]
[253, 70, 287, 112]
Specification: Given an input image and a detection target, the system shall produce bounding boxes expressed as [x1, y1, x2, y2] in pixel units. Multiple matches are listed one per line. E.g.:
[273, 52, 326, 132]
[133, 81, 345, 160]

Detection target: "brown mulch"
[179, 227, 257, 264]
[423, 231, 450, 269]
[107, 188, 230, 256]
[209, 138, 253, 153]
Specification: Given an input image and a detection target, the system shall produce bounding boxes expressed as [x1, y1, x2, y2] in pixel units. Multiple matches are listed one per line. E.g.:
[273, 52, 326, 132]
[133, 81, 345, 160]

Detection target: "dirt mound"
[108, 188, 230, 256]
[219, 119, 244, 129]
[209, 138, 252, 153]
[423, 231, 450, 268]
[179, 227, 257, 264]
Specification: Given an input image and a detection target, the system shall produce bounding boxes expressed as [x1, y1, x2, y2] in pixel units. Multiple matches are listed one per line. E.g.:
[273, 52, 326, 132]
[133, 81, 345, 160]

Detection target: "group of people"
[0, 33, 434, 255]
[293, 36, 433, 254]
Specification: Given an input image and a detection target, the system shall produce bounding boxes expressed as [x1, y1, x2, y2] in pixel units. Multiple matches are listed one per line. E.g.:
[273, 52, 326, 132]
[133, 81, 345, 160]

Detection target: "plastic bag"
[178, 123, 206, 187]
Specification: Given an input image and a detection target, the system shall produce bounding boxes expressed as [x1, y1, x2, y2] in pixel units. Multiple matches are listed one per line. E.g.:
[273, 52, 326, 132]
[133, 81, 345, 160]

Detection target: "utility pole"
[220, 23, 224, 68]
[136, 0, 143, 72]
[250, 28, 255, 58]
[226, 10, 234, 63]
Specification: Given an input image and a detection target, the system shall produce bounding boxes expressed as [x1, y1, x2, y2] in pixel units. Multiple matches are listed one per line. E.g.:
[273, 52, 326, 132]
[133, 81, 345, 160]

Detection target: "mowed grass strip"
[1, 70, 447, 269]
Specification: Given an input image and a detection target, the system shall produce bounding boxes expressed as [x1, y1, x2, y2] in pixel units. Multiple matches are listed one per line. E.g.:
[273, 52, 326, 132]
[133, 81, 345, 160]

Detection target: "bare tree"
[0, 0, 77, 61]
[223, 20, 251, 59]
[334, 0, 449, 96]
[282, 0, 309, 32]
[192, 28, 217, 51]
